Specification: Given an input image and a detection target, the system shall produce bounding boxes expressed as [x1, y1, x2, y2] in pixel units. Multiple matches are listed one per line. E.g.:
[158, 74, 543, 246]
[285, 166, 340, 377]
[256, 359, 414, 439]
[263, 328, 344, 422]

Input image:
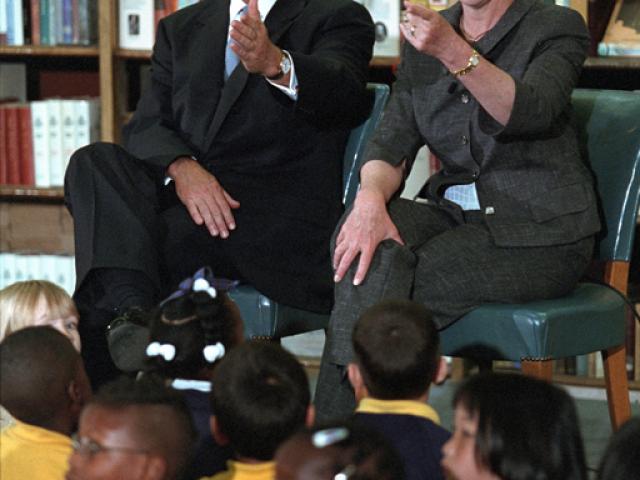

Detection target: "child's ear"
[433, 356, 448, 385]
[347, 363, 367, 402]
[210, 416, 229, 446]
[305, 405, 315, 427]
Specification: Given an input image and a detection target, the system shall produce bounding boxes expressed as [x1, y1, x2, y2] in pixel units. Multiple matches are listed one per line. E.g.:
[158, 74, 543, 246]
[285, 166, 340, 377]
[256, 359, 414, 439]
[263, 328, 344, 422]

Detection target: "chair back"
[572, 89, 640, 262]
[342, 83, 390, 206]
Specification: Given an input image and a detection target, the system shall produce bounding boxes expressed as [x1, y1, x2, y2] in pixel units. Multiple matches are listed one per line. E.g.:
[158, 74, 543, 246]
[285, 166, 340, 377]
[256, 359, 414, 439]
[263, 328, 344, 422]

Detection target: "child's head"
[597, 416, 640, 480]
[0, 326, 91, 434]
[0, 280, 80, 350]
[68, 376, 197, 480]
[349, 300, 446, 402]
[145, 276, 243, 379]
[442, 372, 586, 480]
[274, 422, 405, 480]
[210, 341, 312, 461]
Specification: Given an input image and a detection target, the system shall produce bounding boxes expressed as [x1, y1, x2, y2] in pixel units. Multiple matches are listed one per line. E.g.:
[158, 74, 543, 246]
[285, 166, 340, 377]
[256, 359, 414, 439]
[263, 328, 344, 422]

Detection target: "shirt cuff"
[265, 50, 298, 100]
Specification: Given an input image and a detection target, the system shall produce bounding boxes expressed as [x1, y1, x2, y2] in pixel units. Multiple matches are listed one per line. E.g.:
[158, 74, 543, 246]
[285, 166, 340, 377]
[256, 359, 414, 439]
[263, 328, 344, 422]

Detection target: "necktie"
[225, 6, 248, 80]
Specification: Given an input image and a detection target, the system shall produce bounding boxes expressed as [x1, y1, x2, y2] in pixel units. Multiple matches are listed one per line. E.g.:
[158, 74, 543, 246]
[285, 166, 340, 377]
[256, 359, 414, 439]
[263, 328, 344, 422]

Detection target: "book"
[5, 104, 21, 184]
[30, 0, 39, 44]
[0, 62, 27, 102]
[46, 99, 64, 186]
[73, 97, 100, 149]
[48, 0, 58, 45]
[61, 0, 72, 43]
[0, 0, 8, 45]
[6, 0, 25, 45]
[598, 0, 640, 57]
[76, 0, 97, 45]
[0, 106, 7, 184]
[39, 0, 50, 44]
[119, 0, 155, 50]
[30, 100, 50, 187]
[61, 100, 76, 174]
[17, 104, 34, 185]
[0, 253, 16, 289]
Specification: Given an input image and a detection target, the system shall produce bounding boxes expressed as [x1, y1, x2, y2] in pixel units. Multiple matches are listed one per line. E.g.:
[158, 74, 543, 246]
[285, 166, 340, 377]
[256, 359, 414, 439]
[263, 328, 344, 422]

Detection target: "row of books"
[597, 0, 640, 57]
[119, 0, 199, 50]
[0, 253, 76, 295]
[0, 97, 100, 187]
[0, 0, 97, 46]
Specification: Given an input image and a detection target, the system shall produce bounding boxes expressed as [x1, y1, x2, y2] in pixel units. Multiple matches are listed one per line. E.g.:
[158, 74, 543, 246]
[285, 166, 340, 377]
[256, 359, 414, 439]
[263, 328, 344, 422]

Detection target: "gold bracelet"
[451, 49, 480, 77]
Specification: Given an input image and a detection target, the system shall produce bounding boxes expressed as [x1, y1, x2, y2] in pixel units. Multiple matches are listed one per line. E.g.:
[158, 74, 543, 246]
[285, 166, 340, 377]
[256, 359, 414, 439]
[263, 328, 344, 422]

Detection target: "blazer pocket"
[528, 183, 590, 223]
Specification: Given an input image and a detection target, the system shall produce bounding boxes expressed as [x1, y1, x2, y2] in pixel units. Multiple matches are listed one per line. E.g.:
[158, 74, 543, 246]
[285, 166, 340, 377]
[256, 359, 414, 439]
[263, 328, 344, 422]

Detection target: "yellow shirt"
[355, 397, 442, 424]
[202, 460, 276, 480]
[0, 420, 72, 480]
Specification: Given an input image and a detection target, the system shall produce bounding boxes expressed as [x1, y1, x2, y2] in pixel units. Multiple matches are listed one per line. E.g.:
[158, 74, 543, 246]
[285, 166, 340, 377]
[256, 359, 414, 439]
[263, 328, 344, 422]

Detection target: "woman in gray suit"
[315, 0, 600, 421]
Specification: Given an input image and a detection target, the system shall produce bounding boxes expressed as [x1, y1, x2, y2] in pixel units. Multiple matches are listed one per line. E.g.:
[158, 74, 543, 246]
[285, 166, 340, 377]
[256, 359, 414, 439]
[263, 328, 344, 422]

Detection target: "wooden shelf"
[114, 48, 152, 59]
[0, 186, 65, 200]
[584, 56, 640, 69]
[0, 45, 99, 57]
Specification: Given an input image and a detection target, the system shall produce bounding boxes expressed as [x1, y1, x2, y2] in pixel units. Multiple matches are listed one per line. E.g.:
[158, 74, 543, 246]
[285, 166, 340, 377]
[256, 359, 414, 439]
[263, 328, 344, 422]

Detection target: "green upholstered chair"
[440, 89, 640, 430]
[228, 83, 390, 340]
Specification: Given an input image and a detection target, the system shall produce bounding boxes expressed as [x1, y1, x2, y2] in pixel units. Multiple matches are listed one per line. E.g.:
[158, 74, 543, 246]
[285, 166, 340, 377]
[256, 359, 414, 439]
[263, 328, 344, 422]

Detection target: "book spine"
[18, 105, 34, 185]
[61, 0, 72, 43]
[0, 106, 7, 184]
[0, 0, 8, 45]
[46, 99, 64, 187]
[71, 0, 78, 43]
[48, 0, 57, 45]
[0, 253, 16, 290]
[39, 0, 49, 44]
[5, 106, 21, 184]
[30, 101, 50, 187]
[6, 0, 25, 45]
[29, 0, 39, 44]
[597, 42, 640, 57]
[61, 100, 76, 171]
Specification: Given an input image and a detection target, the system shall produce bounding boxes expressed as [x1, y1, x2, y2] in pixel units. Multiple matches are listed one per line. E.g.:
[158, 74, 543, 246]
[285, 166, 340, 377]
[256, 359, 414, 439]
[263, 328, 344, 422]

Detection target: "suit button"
[461, 135, 469, 145]
[461, 93, 470, 103]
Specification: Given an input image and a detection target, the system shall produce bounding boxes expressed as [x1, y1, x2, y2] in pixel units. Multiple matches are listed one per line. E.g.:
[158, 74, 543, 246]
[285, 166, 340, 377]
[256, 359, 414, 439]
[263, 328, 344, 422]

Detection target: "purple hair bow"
[160, 267, 239, 306]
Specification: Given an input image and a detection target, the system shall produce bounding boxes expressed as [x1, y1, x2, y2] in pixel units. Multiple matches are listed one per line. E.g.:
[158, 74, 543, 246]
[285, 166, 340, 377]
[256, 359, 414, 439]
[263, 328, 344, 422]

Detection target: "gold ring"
[410, 25, 416, 36]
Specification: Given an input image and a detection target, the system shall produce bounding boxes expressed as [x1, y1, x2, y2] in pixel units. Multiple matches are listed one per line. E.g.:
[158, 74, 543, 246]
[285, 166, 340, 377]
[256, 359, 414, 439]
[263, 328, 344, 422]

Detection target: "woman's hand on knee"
[333, 188, 404, 286]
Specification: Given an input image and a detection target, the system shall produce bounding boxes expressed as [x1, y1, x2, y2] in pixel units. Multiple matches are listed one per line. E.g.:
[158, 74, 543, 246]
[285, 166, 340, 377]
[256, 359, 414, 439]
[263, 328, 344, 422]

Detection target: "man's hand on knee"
[333, 188, 404, 286]
[167, 157, 240, 238]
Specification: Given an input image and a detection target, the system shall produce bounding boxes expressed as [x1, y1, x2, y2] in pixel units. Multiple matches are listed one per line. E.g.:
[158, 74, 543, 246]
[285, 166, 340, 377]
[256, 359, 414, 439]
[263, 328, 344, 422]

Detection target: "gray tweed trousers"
[314, 198, 593, 422]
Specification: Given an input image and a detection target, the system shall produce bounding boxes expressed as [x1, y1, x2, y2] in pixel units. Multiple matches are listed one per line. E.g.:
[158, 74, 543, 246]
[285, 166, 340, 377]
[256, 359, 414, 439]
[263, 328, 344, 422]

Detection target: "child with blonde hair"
[0, 280, 80, 350]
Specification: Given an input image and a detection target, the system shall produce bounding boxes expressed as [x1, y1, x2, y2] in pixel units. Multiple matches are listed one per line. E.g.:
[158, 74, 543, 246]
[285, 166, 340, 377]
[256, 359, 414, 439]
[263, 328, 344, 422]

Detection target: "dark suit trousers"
[314, 198, 594, 422]
[64, 142, 243, 386]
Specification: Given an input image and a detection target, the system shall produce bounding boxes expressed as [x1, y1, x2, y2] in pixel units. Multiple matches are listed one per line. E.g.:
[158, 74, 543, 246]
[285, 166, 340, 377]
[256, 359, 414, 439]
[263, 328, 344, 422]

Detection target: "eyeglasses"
[71, 434, 150, 457]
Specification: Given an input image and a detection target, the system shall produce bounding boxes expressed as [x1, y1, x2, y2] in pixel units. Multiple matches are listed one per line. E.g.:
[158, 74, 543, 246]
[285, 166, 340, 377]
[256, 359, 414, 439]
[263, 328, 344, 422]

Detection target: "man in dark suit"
[64, 0, 374, 387]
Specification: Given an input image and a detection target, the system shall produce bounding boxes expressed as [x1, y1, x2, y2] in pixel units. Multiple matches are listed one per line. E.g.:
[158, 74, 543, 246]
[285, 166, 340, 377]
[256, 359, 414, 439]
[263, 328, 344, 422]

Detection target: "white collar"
[229, 0, 278, 22]
[171, 378, 212, 393]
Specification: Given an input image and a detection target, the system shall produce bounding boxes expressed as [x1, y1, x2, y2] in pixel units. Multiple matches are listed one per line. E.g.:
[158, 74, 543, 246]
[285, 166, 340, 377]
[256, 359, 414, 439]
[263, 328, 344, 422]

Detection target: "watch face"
[281, 55, 292, 74]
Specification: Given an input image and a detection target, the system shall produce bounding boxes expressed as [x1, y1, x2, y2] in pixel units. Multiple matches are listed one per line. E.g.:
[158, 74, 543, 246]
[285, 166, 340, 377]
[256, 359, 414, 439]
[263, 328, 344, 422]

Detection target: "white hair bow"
[203, 342, 226, 363]
[192, 278, 217, 299]
[146, 341, 176, 362]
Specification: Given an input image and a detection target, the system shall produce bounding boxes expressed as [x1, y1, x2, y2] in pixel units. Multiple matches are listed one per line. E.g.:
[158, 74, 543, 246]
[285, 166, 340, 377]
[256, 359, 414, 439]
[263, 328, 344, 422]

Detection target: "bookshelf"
[1, 0, 639, 385]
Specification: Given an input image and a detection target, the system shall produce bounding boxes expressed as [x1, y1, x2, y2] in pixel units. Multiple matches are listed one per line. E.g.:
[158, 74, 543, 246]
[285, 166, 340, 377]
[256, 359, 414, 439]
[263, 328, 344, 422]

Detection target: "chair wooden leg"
[602, 345, 632, 430]
[521, 359, 553, 381]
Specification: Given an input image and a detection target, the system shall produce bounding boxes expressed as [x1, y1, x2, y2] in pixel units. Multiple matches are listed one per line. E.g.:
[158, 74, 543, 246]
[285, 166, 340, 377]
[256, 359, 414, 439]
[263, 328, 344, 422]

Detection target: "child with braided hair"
[143, 267, 245, 480]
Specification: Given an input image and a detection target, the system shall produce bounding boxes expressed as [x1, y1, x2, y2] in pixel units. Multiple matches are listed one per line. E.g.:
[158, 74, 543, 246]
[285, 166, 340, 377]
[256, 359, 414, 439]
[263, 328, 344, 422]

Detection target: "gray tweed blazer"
[364, 0, 600, 247]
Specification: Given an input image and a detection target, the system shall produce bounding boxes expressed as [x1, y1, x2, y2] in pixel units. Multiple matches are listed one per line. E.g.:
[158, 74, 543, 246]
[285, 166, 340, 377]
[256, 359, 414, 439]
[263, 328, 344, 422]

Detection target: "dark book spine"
[18, 105, 34, 186]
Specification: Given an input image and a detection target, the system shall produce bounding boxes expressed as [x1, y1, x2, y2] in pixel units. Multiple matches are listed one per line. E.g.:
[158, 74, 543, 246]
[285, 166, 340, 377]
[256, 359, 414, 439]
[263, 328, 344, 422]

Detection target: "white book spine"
[0, 253, 16, 289]
[6, 0, 24, 45]
[46, 99, 65, 187]
[13, 254, 27, 283]
[357, 0, 401, 57]
[25, 254, 41, 280]
[66, 256, 76, 295]
[40, 254, 57, 283]
[61, 100, 77, 173]
[118, 0, 155, 50]
[31, 101, 51, 187]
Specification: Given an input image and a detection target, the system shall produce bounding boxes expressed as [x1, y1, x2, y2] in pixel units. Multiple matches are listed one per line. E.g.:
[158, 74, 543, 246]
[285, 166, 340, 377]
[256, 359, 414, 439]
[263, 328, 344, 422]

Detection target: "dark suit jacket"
[365, 0, 600, 248]
[122, 0, 374, 312]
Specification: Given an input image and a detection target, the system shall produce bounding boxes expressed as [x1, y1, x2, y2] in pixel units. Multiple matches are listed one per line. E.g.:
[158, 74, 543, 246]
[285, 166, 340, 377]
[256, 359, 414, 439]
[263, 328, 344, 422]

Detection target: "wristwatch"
[266, 49, 292, 80]
[451, 49, 480, 77]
